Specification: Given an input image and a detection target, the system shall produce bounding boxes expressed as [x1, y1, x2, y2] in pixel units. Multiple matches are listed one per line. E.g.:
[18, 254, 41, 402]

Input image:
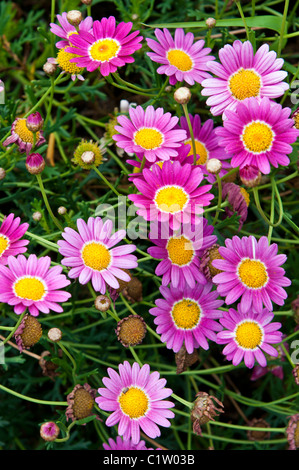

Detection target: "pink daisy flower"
[0, 254, 71, 316]
[103, 436, 152, 450]
[146, 28, 215, 85]
[212, 235, 291, 313]
[128, 160, 214, 231]
[96, 361, 175, 445]
[65, 16, 143, 76]
[179, 114, 232, 182]
[147, 218, 217, 288]
[3, 117, 46, 155]
[57, 216, 138, 294]
[50, 12, 93, 49]
[113, 105, 187, 164]
[215, 97, 299, 175]
[201, 40, 289, 118]
[0, 213, 29, 265]
[216, 305, 283, 369]
[149, 281, 223, 354]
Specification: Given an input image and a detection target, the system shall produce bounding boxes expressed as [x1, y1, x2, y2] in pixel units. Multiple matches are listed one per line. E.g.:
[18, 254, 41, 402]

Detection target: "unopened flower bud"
[239, 165, 261, 188]
[165, 86, 172, 93]
[81, 151, 95, 165]
[94, 295, 111, 312]
[26, 112, 44, 133]
[43, 61, 57, 76]
[25, 153, 45, 175]
[67, 10, 83, 26]
[0, 168, 6, 180]
[57, 206, 67, 215]
[206, 17, 216, 28]
[174, 87, 191, 105]
[81, 0, 93, 5]
[206, 158, 222, 174]
[40, 422, 60, 442]
[32, 211, 42, 222]
[48, 327, 62, 343]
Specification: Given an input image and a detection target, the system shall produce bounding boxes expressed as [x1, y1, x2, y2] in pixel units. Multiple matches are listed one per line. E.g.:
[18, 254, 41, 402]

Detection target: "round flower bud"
[65, 384, 97, 422]
[48, 327, 62, 343]
[57, 206, 67, 215]
[239, 164, 261, 188]
[25, 153, 45, 175]
[174, 87, 191, 105]
[0, 168, 6, 180]
[81, 0, 93, 4]
[26, 112, 44, 133]
[14, 314, 43, 352]
[116, 314, 147, 347]
[206, 158, 222, 175]
[206, 17, 216, 28]
[66, 10, 83, 26]
[73, 139, 104, 170]
[94, 295, 111, 312]
[43, 61, 57, 76]
[32, 211, 42, 221]
[40, 422, 60, 442]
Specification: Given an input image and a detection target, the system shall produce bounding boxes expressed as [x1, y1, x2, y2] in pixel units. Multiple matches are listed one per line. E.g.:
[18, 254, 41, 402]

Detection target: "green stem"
[36, 174, 64, 231]
[182, 103, 197, 165]
[0, 384, 68, 406]
[92, 165, 120, 196]
[277, 0, 289, 57]
[58, 342, 77, 383]
[235, 1, 250, 40]
[1, 311, 27, 345]
[212, 173, 222, 225]
[252, 182, 283, 228]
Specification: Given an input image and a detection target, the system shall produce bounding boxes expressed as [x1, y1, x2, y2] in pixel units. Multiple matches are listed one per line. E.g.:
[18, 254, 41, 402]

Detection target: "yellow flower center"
[242, 121, 274, 154]
[89, 38, 120, 62]
[229, 68, 261, 101]
[134, 128, 164, 150]
[167, 236, 194, 266]
[185, 139, 208, 165]
[235, 320, 263, 349]
[14, 277, 46, 301]
[14, 119, 40, 144]
[167, 49, 193, 72]
[293, 112, 299, 130]
[81, 242, 111, 271]
[154, 185, 189, 213]
[171, 299, 201, 329]
[238, 258, 268, 289]
[240, 187, 250, 206]
[118, 387, 149, 419]
[57, 47, 83, 75]
[0, 234, 9, 257]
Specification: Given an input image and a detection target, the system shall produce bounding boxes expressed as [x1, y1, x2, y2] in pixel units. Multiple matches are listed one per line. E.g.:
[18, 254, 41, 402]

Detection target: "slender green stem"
[54, 421, 77, 443]
[182, 103, 197, 165]
[44, 75, 55, 128]
[0, 384, 68, 406]
[1, 312, 26, 345]
[58, 342, 77, 383]
[212, 173, 222, 225]
[35, 174, 64, 231]
[92, 165, 120, 196]
[235, 1, 250, 40]
[277, 0, 289, 57]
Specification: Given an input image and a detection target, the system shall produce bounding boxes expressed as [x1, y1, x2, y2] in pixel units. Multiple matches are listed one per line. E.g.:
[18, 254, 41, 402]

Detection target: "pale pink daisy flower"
[146, 28, 215, 85]
[212, 235, 291, 313]
[57, 216, 138, 294]
[147, 218, 217, 288]
[149, 281, 223, 354]
[216, 305, 283, 369]
[0, 254, 71, 316]
[128, 160, 214, 231]
[3, 117, 46, 155]
[215, 97, 299, 175]
[113, 105, 187, 164]
[50, 12, 93, 49]
[96, 361, 175, 445]
[201, 40, 289, 118]
[65, 16, 143, 76]
[0, 213, 29, 265]
[103, 436, 152, 450]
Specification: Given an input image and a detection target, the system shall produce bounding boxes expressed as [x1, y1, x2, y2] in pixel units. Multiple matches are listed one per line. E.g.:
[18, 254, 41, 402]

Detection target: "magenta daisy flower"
[0, 254, 71, 316]
[50, 12, 93, 49]
[149, 281, 223, 354]
[96, 361, 175, 444]
[65, 16, 143, 76]
[57, 216, 138, 294]
[215, 97, 299, 174]
[146, 28, 215, 86]
[179, 114, 231, 182]
[147, 218, 217, 288]
[201, 40, 289, 118]
[103, 436, 151, 450]
[212, 235, 291, 313]
[3, 117, 46, 155]
[216, 305, 283, 369]
[0, 213, 29, 265]
[113, 105, 187, 164]
[128, 160, 214, 231]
